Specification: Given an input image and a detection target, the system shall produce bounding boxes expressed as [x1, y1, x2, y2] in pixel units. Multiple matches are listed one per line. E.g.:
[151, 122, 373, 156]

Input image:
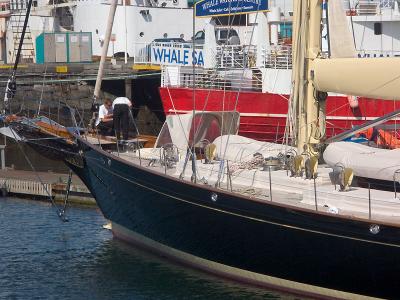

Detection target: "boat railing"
[261, 45, 292, 70]
[214, 45, 257, 69]
[357, 49, 400, 57]
[133, 42, 257, 69]
[134, 42, 293, 71]
[132, 42, 152, 64]
[9, 0, 27, 11]
[161, 65, 263, 91]
[344, 0, 396, 16]
[185, 157, 400, 219]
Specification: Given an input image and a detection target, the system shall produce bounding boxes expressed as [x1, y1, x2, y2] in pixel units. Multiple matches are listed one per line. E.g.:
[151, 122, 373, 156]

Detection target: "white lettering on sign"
[151, 46, 205, 66]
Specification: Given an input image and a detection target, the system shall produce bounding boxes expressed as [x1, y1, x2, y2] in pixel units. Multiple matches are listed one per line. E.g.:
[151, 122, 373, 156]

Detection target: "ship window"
[213, 15, 247, 26]
[194, 31, 204, 40]
[219, 30, 228, 40]
[374, 22, 382, 35]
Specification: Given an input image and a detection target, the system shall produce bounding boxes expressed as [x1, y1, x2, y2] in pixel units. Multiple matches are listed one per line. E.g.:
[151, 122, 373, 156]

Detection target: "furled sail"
[328, 0, 356, 58]
[324, 142, 400, 182]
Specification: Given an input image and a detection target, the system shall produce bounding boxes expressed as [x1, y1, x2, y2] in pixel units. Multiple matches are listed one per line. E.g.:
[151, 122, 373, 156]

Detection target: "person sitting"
[96, 98, 114, 136]
[112, 96, 132, 141]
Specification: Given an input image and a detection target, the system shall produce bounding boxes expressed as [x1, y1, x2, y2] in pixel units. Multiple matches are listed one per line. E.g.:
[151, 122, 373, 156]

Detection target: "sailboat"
[5, 0, 400, 298]
[58, 1, 400, 299]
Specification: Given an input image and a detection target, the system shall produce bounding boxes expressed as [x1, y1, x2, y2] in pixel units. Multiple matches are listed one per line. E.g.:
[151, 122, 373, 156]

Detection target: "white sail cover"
[328, 1, 356, 58]
[0, 126, 21, 141]
[213, 135, 294, 162]
[323, 142, 400, 181]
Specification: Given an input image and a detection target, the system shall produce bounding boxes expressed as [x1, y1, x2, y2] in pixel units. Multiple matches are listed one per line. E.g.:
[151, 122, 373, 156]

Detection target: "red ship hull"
[160, 87, 400, 141]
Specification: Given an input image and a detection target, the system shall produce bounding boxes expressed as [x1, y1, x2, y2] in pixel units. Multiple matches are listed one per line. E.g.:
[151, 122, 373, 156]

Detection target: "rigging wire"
[7, 119, 69, 222]
[219, 7, 261, 165]
[170, 0, 247, 180]
[36, 63, 49, 116]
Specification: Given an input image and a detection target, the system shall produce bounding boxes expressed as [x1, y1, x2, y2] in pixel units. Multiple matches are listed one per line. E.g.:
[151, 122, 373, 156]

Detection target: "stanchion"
[269, 166, 273, 201]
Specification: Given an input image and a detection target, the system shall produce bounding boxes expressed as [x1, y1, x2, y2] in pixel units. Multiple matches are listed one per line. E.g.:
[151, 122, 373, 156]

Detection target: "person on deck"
[112, 96, 132, 141]
[96, 98, 114, 136]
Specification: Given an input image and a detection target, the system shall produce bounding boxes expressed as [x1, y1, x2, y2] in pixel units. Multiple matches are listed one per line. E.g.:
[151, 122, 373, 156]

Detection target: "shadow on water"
[0, 197, 308, 300]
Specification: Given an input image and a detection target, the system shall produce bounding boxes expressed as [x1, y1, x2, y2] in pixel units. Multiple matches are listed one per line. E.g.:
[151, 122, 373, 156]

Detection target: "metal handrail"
[161, 65, 262, 91]
[262, 45, 292, 70]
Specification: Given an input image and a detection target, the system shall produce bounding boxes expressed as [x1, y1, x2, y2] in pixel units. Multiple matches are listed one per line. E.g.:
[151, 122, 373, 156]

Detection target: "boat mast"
[292, 0, 400, 155]
[3, 0, 34, 114]
[93, 0, 118, 101]
[291, 0, 324, 155]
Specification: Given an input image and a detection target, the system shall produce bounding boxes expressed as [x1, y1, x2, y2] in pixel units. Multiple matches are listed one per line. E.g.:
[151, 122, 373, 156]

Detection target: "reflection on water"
[0, 197, 307, 300]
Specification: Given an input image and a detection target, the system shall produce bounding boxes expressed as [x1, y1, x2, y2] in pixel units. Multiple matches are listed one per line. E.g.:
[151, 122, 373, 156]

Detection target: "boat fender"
[347, 95, 359, 108]
[305, 156, 318, 179]
[339, 168, 354, 191]
[205, 143, 217, 163]
[291, 155, 304, 177]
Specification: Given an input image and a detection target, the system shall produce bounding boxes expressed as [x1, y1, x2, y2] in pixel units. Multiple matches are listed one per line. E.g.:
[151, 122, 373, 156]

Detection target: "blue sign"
[195, 0, 268, 17]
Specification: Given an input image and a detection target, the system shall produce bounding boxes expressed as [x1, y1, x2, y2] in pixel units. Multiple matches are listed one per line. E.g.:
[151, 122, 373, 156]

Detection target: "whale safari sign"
[151, 46, 205, 67]
[195, 0, 268, 17]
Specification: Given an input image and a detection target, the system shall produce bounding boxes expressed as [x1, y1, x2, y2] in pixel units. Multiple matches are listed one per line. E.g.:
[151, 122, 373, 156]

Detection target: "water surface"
[0, 197, 307, 300]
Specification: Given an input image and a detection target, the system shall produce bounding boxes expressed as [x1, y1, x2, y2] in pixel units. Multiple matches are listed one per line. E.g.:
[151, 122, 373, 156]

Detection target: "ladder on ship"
[9, 0, 35, 63]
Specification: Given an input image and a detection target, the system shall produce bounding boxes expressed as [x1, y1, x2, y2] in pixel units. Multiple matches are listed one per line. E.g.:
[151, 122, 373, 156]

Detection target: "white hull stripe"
[112, 222, 380, 300]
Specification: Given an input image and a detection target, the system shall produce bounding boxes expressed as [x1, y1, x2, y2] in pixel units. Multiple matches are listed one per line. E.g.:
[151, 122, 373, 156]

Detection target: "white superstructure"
[1, 0, 400, 66]
[72, 0, 207, 58]
[1, 0, 207, 63]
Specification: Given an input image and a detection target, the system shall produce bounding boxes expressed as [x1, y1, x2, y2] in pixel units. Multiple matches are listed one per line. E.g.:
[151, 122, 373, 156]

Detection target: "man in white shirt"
[112, 97, 132, 140]
[96, 98, 113, 135]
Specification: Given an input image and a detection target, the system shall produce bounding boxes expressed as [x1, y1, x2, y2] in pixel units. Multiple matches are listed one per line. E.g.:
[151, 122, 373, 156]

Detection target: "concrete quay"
[0, 169, 96, 206]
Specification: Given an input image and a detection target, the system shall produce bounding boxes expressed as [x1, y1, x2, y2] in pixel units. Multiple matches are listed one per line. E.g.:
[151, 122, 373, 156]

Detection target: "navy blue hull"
[67, 139, 400, 299]
[10, 122, 80, 161]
